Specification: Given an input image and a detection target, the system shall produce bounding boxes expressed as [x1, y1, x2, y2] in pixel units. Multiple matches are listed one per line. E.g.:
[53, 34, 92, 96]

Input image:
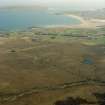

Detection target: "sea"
[0, 8, 80, 31]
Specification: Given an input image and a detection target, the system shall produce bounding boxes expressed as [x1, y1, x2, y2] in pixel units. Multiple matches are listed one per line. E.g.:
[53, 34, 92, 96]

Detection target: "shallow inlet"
[83, 57, 94, 65]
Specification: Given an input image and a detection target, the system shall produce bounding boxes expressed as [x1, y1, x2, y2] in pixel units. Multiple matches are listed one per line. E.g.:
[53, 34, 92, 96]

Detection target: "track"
[0, 79, 105, 103]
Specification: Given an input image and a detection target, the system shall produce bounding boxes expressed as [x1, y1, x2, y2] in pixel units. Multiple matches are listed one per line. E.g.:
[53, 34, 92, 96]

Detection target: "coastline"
[65, 14, 105, 29]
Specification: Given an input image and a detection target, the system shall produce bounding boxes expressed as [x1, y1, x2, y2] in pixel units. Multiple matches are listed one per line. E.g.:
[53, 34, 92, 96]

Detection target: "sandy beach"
[66, 14, 105, 28]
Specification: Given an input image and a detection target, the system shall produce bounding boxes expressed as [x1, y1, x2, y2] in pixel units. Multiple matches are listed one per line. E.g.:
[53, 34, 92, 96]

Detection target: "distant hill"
[65, 8, 105, 19]
[79, 8, 105, 19]
[0, 5, 48, 10]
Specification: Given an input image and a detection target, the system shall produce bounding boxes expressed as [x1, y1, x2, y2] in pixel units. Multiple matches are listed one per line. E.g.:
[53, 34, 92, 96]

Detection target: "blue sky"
[0, 0, 105, 10]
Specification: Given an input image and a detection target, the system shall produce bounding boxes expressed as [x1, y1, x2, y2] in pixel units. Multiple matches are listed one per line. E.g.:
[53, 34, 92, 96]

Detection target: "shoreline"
[65, 14, 105, 29]
[1, 14, 105, 32]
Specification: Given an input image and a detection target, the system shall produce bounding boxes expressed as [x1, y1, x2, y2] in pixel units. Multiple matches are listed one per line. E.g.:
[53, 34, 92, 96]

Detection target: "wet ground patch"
[82, 56, 94, 65]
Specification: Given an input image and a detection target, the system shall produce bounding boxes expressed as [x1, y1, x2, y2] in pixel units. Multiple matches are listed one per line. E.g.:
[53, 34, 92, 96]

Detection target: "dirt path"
[1, 79, 105, 103]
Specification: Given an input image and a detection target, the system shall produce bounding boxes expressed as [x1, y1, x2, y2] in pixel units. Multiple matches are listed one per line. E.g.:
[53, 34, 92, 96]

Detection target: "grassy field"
[0, 27, 105, 105]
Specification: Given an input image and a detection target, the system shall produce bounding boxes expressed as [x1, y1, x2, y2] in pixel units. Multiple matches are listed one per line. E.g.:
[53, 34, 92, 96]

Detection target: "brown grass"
[0, 37, 105, 105]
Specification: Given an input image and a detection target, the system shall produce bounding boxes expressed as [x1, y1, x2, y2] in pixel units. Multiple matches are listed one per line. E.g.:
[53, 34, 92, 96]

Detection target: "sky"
[0, 0, 105, 10]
